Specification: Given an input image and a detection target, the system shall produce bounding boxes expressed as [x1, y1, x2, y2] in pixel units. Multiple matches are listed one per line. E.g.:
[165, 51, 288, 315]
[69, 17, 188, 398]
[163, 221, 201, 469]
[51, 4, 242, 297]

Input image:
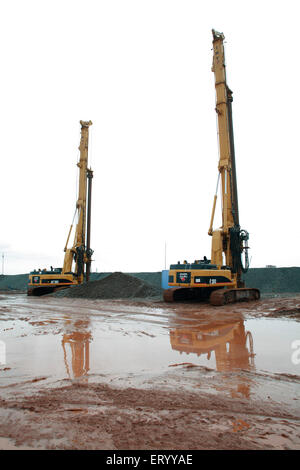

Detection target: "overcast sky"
[1, 0, 299, 275]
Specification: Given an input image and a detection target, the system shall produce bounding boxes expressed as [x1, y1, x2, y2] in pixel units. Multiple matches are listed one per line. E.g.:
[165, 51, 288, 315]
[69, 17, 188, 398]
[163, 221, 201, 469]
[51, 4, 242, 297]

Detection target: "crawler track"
[209, 287, 260, 306]
[163, 286, 260, 305]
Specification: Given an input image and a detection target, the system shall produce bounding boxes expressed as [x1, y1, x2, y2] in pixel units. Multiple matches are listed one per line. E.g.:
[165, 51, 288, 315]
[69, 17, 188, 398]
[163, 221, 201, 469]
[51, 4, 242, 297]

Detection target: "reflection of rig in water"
[170, 321, 255, 397]
[62, 320, 91, 382]
[170, 321, 254, 371]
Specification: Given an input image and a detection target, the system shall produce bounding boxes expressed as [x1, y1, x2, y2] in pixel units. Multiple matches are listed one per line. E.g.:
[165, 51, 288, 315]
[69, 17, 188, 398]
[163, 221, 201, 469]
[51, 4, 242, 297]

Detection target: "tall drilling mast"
[63, 120, 93, 282]
[210, 29, 248, 285]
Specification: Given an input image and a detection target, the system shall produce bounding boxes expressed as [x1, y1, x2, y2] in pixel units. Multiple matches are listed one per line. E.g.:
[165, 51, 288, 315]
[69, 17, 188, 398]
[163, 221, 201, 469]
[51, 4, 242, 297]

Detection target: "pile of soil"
[90, 272, 162, 290]
[54, 272, 162, 300]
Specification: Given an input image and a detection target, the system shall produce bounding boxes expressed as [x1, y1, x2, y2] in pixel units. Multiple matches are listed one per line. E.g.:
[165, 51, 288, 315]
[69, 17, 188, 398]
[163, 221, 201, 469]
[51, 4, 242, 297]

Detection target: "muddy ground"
[0, 293, 300, 450]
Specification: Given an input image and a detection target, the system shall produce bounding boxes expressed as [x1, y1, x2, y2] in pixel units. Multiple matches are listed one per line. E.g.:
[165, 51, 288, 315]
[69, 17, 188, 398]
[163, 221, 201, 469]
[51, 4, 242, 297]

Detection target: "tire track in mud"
[0, 381, 299, 450]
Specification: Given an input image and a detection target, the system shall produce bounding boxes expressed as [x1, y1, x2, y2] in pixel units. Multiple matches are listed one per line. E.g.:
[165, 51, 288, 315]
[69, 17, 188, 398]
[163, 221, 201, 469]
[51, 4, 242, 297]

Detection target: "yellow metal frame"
[167, 267, 236, 289]
[27, 272, 79, 293]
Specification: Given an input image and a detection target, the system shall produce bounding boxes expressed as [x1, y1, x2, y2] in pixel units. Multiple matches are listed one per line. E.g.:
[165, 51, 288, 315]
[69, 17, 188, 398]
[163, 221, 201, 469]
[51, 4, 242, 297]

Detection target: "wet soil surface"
[0, 294, 300, 450]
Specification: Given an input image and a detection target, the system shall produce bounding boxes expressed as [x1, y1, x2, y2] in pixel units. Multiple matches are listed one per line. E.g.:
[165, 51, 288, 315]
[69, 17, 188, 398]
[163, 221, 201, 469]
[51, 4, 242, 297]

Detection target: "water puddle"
[169, 318, 300, 375]
[0, 295, 299, 401]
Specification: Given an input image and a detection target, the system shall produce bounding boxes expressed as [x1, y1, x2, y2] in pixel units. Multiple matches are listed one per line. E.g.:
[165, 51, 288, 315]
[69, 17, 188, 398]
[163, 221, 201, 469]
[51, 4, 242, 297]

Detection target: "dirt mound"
[54, 272, 162, 300]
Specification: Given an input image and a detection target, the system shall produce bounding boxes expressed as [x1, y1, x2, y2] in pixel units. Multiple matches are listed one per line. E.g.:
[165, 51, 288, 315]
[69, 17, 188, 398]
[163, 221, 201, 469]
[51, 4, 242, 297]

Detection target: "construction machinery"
[27, 120, 94, 296]
[164, 30, 260, 305]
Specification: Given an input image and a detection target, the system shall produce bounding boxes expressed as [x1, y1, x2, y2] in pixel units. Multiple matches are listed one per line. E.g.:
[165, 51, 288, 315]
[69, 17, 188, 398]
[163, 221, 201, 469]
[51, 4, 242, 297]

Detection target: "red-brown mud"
[0, 294, 299, 450]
